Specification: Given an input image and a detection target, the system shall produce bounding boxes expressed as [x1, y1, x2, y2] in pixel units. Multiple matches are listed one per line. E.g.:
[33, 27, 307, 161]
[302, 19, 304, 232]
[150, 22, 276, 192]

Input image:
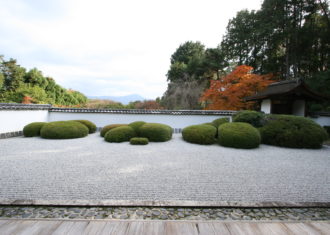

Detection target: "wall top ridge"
[49, 107, 236, 115]
[0, 103, 51, 110]
[0, 103, 237, 115]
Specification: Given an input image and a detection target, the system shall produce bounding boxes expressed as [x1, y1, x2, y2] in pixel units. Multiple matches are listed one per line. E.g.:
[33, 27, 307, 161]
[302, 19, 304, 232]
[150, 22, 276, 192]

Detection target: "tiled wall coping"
[49, 107, 236, 116]
[0, 103, 236, 115]
[0, 103, 51, 110]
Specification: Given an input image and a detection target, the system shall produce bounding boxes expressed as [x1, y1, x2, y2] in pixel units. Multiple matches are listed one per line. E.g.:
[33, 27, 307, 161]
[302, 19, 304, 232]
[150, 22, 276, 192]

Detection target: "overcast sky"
[0, 0, 263, 99]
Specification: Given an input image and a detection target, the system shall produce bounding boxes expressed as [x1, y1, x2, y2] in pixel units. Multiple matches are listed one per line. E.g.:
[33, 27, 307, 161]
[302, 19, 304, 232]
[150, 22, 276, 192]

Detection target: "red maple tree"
[22, 96, 33, 104]
[200, 65, 274, 110]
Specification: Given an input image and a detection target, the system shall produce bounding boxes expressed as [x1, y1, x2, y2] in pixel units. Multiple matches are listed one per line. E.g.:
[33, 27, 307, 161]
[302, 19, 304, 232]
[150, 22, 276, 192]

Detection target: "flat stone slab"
[0, 134, 329, 207]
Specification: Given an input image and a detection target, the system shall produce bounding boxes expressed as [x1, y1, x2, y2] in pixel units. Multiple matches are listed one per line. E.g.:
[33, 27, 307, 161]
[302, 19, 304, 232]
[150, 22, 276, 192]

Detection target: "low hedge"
[233, 110, 264, 127]
[218, 122, 261, 149]
[128, 121, 146, 135]
[212, 117, 229, 128]
[100, 124, 127, 137]
[259, 115, 328, 149]
[40, 121, 89, 139]
[182, 124, 217, 145]
[139, 123, 172, 142]
[104, 126, 136, 143]
[130, 137, 149, 145]
[23, 122, 47, 137]
[74, 120, 97, 133]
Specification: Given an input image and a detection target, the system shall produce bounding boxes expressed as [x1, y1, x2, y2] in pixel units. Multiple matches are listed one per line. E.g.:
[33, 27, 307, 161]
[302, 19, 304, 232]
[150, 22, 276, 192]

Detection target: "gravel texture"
[0, 133, 329, 204]
[0, 206, 329, 221]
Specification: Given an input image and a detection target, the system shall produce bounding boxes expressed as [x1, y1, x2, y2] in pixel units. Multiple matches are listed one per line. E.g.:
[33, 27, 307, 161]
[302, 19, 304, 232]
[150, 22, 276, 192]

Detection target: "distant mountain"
[88, 94, 145, 105]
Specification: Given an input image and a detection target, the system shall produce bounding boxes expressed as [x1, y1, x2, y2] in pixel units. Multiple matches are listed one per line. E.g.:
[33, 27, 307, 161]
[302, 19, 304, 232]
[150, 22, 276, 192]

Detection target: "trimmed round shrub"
[100, 124, 127, 137]
[139, 123, 173, 142]
[218, 122, 261, 149]
[104, 126, 136, 143]
[259, 115, 328, 149]
[202, 122, 214, 127]
[74, 120, 96, 133]
[212, 117, 229, 128]
[182, 124, 217, 145]
[233, 110, 264, 127]
[23, 122, 47, 137]
[130, 137, 149, 145]
[40, 121, 89, 139]
[128, 121, 146, 135]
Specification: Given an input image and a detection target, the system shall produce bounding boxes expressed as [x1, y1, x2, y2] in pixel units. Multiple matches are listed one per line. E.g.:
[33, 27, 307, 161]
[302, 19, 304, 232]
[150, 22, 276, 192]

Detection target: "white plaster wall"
[311, 116, 330, 127]
[261, 99, 271, 114]
[292, 100, 305, 116]
[0, 110, 49, 133]
[48, 112, 230, 129]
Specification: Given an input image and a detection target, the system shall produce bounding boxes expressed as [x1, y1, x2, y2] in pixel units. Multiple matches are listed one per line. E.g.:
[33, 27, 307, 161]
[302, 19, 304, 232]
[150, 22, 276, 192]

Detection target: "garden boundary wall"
[0, 103, 235, 138]
[1, 103, 329, 138]
[0, 103, 50, 138]
[48, 107, 235, 133]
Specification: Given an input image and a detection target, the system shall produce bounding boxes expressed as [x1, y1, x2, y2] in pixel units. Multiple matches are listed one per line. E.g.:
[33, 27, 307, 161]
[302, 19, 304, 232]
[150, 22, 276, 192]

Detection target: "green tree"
[0, 83, 51, 104]
[167, 41, 206, 82]
[202, 48, 228, 79]
[0, 72, 4, 91]
[0, 58, 26, 90]
[221, 0, 330, 80]
[25, 68, 48, 88]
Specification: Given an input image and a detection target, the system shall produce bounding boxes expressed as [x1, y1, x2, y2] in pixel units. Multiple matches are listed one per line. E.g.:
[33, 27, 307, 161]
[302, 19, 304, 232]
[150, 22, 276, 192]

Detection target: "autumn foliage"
[200, 65, 273, 110]
[134, 100, 163, 110]
[22, 96, 33, 104]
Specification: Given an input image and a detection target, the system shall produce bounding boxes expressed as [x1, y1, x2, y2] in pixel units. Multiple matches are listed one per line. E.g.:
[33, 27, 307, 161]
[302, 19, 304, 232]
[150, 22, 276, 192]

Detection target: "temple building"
[244, 80, 328, 117]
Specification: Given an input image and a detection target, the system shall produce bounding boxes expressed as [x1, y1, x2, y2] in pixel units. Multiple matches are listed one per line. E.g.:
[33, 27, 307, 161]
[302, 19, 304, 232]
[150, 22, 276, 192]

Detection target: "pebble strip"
[0, 206, 329, 221]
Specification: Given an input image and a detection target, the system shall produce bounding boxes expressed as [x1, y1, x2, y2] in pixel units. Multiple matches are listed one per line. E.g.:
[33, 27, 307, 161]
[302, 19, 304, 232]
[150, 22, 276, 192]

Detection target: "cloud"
[0, 0, 262, 99]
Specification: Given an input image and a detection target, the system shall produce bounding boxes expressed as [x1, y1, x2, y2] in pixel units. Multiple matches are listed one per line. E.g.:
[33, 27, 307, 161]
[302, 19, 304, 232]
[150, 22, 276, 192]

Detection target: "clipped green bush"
[233, 110, 264, 127]
[218, 122, 261, 149]
[139, 123, 173, 142]
[212, 117, 229, 128]
[128, 121, 146, 135]
[130, 137, 149, 145]
[202, 122, 214, 127]
[23, 122, 47, 137]
[104, 126, 136, 143]
[182, 124, 217, 145]
[100, 124, 127, 137]
[40, 121, 89, 139]
[259, 115, 328, 149]
[74, 120, 97, 133]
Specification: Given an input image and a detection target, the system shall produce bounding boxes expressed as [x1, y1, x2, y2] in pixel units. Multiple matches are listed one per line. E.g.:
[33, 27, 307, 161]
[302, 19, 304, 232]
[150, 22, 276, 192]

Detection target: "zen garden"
[0, 0, 330, 234]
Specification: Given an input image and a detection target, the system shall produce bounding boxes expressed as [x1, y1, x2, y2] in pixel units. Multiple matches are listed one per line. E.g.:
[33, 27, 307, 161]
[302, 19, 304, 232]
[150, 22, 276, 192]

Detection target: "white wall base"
[48, 112, 229, 129]
[261, 99, 271, 114]
[0, 110, 49, 133]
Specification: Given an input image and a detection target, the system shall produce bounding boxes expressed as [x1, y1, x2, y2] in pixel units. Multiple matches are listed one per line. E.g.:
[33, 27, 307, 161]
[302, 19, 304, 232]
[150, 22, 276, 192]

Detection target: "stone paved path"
[0, 134, 329, 206]
[1, 206, 330, 221]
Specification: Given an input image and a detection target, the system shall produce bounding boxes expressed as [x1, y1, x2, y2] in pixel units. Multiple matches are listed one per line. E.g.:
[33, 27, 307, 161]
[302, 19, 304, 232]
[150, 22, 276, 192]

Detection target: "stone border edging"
[1, 219, 329, 223]
[0, 131, 23, 139]
[1, 199, 329, 208]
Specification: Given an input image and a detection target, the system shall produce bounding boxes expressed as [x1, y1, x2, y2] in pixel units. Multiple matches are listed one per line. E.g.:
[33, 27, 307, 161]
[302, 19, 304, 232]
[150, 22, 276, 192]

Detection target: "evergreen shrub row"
[182, 111, 327, 149]
[101, 121, 173, 144]
[24, 120, 96, 139]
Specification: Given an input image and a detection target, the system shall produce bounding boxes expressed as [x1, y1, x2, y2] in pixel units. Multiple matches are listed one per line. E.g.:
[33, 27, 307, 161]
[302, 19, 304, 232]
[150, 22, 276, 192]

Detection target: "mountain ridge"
[88, 94, 145, 105]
